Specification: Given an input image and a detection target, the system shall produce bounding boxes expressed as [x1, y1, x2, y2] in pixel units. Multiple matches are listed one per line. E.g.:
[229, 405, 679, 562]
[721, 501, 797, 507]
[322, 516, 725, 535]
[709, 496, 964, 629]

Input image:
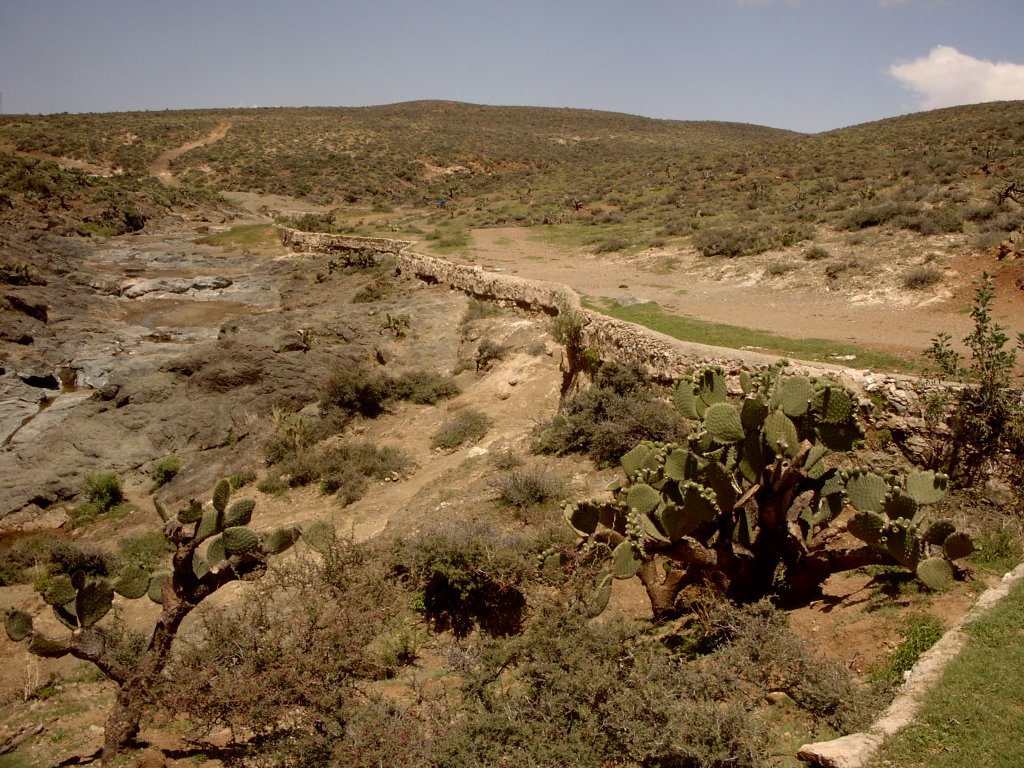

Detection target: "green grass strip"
[585, 298, 919, 374]
[868, 578, 1024, 768]
[195, 223, 278, 248]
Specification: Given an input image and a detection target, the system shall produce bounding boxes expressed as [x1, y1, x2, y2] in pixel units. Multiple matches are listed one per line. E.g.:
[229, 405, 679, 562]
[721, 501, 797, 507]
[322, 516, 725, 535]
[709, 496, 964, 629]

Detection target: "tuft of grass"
[195, 223, 278, 248]
[870, 613, 943, 689]
[586, 298, 917, 373]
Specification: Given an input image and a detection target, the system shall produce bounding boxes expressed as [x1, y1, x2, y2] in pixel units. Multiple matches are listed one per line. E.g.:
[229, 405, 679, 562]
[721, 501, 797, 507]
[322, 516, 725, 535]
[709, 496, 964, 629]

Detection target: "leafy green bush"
[48, 541, 117, 577]
[150, 457, 180, 488]
[84, 471, 124, 512]
[871, 614, 943, 689]
[320, 366, 460, 418]
[804, 245, 831, 261]
[431, 409, 491, 450]
[282, 441, 409, 502]
[924, 273, 1024, 485]
[0, 533, 57, 585]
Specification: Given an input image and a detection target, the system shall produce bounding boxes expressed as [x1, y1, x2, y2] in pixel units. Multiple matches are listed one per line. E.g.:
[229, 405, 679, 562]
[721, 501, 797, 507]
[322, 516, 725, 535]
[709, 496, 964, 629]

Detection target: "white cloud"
[889, 46, 1024, 109]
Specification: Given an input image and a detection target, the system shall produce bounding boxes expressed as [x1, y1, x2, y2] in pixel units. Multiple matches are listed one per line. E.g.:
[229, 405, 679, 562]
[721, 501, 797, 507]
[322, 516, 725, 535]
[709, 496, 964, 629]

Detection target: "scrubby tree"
[563, 366, 972, 620]
[4, 479, 332, 758]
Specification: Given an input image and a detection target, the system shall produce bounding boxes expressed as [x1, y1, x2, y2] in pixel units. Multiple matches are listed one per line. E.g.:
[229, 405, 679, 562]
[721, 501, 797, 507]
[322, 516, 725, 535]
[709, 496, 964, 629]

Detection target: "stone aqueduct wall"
[279, 227, 932, 436]
[279, 227, 413, 256]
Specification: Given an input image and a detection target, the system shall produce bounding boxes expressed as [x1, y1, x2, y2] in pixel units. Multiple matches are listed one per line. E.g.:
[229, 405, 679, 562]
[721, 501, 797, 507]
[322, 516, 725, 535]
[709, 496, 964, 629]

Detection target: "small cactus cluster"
[5, 479, 333, 650]
[844, 467, 972, 590]
[561, 366, 970, 614]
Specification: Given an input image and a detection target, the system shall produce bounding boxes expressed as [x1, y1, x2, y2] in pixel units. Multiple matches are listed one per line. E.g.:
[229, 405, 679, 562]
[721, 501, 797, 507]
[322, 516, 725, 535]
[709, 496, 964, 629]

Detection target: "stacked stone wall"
[285, 229, 946, 460]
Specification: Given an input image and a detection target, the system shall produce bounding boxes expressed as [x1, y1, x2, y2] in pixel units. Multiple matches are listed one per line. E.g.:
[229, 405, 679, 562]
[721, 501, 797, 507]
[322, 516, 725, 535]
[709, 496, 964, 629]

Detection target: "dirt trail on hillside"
[461, 227, 1024, 362]
[149, 122, 231, 185]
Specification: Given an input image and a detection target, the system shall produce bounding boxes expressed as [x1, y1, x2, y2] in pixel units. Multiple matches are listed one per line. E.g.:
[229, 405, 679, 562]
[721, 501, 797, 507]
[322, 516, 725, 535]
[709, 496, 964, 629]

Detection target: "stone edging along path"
[796, 561, 1024, 768]
[280, 228, 1022, 766]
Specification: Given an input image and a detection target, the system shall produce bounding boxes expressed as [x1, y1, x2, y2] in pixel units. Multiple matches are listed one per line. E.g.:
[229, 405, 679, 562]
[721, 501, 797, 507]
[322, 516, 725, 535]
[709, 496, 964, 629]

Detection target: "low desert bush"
[149, 456, 180, 488]
[118, 530, 174, 572]
[431, 408, 491, 450]
[533, 362, 688, 464]
[804, 245, 831, 261]
[320, 366, 460, 418]
[487, 463, 565, 511]
[387, 523, 531, 638]
[902, 265, 943, 290]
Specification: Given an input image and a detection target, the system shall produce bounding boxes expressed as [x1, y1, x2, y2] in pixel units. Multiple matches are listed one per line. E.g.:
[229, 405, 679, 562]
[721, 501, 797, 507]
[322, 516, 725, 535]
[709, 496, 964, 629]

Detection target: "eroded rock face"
[120, 276, 233, 299]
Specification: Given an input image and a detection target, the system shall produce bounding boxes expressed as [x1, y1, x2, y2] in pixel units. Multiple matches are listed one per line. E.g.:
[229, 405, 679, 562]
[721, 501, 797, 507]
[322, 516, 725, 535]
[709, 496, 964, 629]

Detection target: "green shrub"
[150, 457, 181, 488]
[804, 245, 831, 261]
[84, 471, 124, 513]
[118, 530, 174, 572]
[282, 441, 409, 504]
[48, 541, 117, 577]
[487, 463, 565, 511]
[0, 533, 58, 586]
[229, 469, 257, 490]
[532, 362, 687, 464]
[387, 523, 529, 638]
[431, 409, 491, 450]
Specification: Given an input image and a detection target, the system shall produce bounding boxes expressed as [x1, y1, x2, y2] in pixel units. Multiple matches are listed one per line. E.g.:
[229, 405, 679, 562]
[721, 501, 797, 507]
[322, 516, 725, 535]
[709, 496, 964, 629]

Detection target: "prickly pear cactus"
[561, 364, 976, 615]
[844, 467, 970, 589]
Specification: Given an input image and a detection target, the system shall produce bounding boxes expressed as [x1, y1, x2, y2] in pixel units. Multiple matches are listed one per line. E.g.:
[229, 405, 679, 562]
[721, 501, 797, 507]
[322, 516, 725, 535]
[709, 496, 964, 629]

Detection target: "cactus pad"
[212, 479, 231, 514]
[113, 565, 150, 599]
[43, 575, 77, 607]
[195, 508, 221, 543]
[224, 498, 256, 528]
[625, 483, 661, 515]
[814, 386, 854, 424]
[845, 471, 888, 512]
[882, 491, 918, 521]
[942, 531, 974, 561]
[5, 609, 33, 642]
[672, 383, 699, 420]
[263, 525, 302, 555]
[922, 519, 957, 546]
[762, 410, 799, 458]
[696, 368, 728, 407]
[740, 396, 769, 432]
[773, 376, 814, 418]
[905, 470, 948, 506]
[177, 499, 203, 525]
[620, 442, 661, 478]
[148, 572, 169, 604]
[223, 526, 260, 556]
[28, 634, 68, 657]
[848, 510, 886, 545]
[75, 579, 114, 628]
[916, 557, 955, 591]
[612, 541, 643, 579]
[704, 403, 746, 444]
[206, 536, 226, 565]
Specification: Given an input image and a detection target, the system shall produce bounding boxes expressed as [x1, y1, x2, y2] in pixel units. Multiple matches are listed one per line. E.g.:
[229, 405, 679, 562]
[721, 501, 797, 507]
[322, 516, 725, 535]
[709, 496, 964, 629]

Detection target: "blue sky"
[1, 0, 1023, 133]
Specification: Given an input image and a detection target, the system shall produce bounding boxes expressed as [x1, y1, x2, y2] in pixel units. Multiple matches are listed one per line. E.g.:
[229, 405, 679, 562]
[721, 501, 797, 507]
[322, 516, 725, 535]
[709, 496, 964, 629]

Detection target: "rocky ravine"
[0, 221, 497, 528]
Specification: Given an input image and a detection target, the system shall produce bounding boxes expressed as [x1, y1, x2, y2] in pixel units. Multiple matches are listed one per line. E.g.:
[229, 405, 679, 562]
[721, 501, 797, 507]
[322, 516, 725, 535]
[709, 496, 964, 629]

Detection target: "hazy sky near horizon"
[2, 0, 1023, 133]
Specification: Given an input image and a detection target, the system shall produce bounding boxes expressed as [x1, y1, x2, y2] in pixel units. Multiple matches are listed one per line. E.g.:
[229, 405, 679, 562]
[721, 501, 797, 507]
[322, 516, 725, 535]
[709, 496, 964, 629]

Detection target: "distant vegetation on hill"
[2, 100, 1023, 255]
